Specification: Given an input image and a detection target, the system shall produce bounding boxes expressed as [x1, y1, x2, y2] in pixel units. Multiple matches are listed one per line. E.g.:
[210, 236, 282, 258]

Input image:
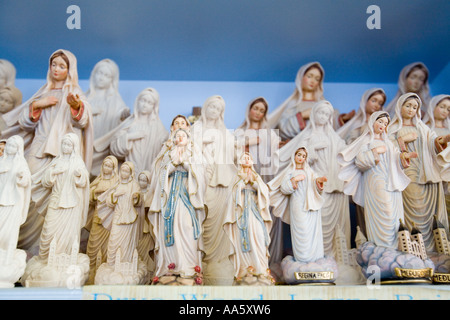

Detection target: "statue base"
[281, 255, 338, 285]
[94, 259, 148, 285]
[21, 253, 90, 288]
[0, 249, 27, 288]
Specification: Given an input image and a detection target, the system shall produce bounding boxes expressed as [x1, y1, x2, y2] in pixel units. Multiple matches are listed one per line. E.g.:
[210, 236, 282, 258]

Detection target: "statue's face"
[294, 149, 307, 166]
[138, 94, 156, 115]
[172, 117, 188, 131]
[50, 56, 68, 83]
[365, 93, 385, 116]
[240, 153, 253, 168]
[405, 68, 426, 93]
[175, 130, 188, 146]
[0, 90, 14, 113]
[102, 159, 114, 176]
[5, 140, 18, 156]
[205, 102, 222, 121]
[120, 164, 131, 180]
[373, 116, 389, 135]
[94, 64, 113, 89]
[401, 98, 419, 120]
[301, 67, 322, 93]
[61, 138, 74, 155]
[314, 106, 332, 126]
[248, 101, 266, 123]
[434, 99, 450, 121]
[138, 174, 149, 189]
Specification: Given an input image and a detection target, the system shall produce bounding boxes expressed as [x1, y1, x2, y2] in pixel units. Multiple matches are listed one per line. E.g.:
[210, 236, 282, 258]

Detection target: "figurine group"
[0, 49, 449, 287]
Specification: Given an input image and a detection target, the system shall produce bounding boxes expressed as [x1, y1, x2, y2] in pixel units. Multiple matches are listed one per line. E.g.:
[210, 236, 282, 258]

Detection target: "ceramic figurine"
[268, 147, 337, 284]
[266, 62, 353, 143]
[0, 87, 22, 134]
[336, 88, 387, 237]
[280, 101, 349, 256]
[1, 50, 94, 253]
[385, 62, 431, 117]
[0, 136, 30, 287]
[0, 59, 22, 105]
[338, 111, 413, 249]
[147, 128, 206, 285]
[136, 170, 155, 283]
[234, 97, 282, 279]
[223, 153, 274, 285]
[21, 133, 90, 287]
[337, 88, 387, 144]
[191, 95, 239, 285]
[95, 161, 148, 285]
[85, 155, 119, 284]
[388, 93, 450, 252]
[86, 59, 130, 176]
[110, 87, 168, 175]
[235, 97, 280, 181]
[425, 95, 450, 223]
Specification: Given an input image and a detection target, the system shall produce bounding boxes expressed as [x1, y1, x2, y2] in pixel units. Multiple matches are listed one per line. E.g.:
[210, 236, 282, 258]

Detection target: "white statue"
[1, 50, 94, 252]
[266, 62, 353, 143]
[388, 93, 450, 252]
[338, 112, 413, 248]
[147, 128, 206, 285]
[384, 62, 431, 117]
[86, 59, 130, 176]
[110, 88, 169, 175]
[0, 136, 30, 287]
[268, 147, 327, 263]
[21, 133, 90, 287]
[223, 153, 273, 285]
[279, 101, 350, 256]
[337, 88, 387, 144]
[191, 95, 239, 285]
[85, 155, 119, 284]
[95, 161, 147, 285]
[0, 59, 22, 105]
[0, 87, 22, 134]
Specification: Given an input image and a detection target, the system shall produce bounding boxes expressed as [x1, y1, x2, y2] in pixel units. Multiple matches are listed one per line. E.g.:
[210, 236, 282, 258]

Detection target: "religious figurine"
[266, 62, 353, 143]
[95, 161, 148, 285]
[223, 153, 274, 285]
[0, 136, 30, 287]
[1, 50, 94, 252]
[0, 59, 22, 104]
[384, 62, 431, 117]
[388, 93, 450, 252]
[280, 101, 349, 257]
[268, 147, 337, 285]
[425, 95, 450, 223]
[338, 112, 413, 249]
[85, 155, 119, 284]
[110, 87, 168, 175]
[0, 87, 22, 134]
[136, 170, 155, 283]
[234, 97, 282, 279]
[191, 95, 239, 285]
[147, 128, 206, 285]
[336, 88, 386, 237]
[21, 133, 90, 287]
[86, 59, 130, 176]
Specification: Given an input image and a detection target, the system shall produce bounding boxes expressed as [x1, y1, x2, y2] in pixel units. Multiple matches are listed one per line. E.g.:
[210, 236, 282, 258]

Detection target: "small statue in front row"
[223, 152, 274, 285]
[268, 146, 337, 284]
[0, 136, 30, 287]
[147, 128, 206, 285]
[94, 161, 148, 285]
[21, 133, 90, 287]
